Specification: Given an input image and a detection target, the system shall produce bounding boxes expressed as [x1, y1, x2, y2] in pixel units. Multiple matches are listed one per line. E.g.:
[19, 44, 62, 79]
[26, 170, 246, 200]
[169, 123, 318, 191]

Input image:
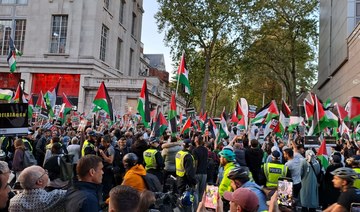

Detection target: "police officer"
[81, 131, 97, 157]
[176, 139, 197, 211]
[260, 151, 290, 189]
[143, 137, 164, 183]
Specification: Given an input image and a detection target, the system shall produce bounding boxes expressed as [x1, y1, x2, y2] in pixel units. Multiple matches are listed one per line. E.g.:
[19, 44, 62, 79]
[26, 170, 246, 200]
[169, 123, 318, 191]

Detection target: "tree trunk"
[200, 53, 212, 113]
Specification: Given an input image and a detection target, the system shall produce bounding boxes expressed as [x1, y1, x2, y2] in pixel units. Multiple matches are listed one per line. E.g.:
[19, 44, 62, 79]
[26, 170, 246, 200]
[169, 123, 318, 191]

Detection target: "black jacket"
[65, 181, 103, 212]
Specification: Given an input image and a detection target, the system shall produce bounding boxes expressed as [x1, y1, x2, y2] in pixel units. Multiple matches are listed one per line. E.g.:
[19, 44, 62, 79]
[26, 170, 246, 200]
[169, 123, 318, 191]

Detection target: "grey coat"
[161, 141, 182, 172]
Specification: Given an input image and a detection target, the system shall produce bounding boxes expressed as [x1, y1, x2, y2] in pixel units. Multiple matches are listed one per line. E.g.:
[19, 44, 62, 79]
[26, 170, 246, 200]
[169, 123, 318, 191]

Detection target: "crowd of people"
[0, 122, 360, 212]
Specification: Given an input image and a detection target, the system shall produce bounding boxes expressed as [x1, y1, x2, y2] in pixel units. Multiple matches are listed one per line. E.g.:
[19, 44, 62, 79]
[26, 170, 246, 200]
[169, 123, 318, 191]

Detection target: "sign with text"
[0, 103, 29, 135]
[324, 136, 337, 147]
[304, 136, 319, 147]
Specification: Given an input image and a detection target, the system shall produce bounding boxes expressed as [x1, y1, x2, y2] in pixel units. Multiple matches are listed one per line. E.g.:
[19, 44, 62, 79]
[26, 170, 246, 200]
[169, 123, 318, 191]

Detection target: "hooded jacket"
[162, 141, 182, 172]
[122, 164, 147, 192]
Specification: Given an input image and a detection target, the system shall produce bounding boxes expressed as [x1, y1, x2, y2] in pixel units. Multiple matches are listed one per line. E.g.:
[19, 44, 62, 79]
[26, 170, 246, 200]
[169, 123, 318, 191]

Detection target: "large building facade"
[0, 0, 185, 116]
[317, 0, 360, 104]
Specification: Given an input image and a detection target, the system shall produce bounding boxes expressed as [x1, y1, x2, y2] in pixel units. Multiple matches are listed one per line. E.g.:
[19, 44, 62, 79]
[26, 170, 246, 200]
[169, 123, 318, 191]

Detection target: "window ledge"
[131, 35, 137, 42]
[118, 22, 126, 31]
[44, 53, 69, 58]
[103, 7, 113, 19]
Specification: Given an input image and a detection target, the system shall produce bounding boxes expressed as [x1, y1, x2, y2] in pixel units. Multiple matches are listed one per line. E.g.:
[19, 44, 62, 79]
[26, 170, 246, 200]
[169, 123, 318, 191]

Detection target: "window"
[129, 48, 133, 75]
[115, 38, 122, 70]
[0, 0, 27, 4]
[119, 0, 125, 24]
[0, 19, 26, 56]
[104, 0, 110, 10]
[131, 12, 136, 36]
[49, 15, 68, 53]
[100, 25, 109, 62]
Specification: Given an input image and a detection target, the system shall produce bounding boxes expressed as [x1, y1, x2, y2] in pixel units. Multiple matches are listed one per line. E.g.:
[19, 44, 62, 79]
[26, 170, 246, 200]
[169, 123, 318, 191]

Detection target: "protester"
[245, 139, 264, 184]
[162, 136, 182, 184]
[121, 152, 147, 192]
[12, 138, 25, 178]
[43, 143, 69, 189]
[300, 150, 320, 212]
[192, 133, 208, 203]
[108, 185, 140, 212]
[113, 137, 131, 185]
[36, 129, 52, 165]
[138, 189, 157, 212]
[223, 188, 259, 212]
[227, 166, 268, 211]
[65, 155, 103, 212]
[0, 161, 11, 210]
[9, 165, 66, 212]
[99, 134, 115, 200]
[283, 148, 303, 200]
[321, 154, 343, 208]
[67, 137, 81, 179]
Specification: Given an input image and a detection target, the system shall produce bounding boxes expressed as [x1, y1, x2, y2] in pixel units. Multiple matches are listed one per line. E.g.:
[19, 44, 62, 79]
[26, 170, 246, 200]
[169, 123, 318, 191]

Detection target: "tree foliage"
[155, 0, 251, 112]
[155, 0, 318, 114]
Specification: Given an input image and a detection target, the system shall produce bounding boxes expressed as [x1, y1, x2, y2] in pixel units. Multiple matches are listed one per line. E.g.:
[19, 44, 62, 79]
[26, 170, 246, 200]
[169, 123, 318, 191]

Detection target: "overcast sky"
[141, 1, 174, 76]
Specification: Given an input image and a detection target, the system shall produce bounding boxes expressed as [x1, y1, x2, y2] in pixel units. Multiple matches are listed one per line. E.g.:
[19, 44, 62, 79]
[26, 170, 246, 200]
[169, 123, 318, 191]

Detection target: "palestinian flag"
[309, 95, 328, 135]
[348, 97, 360, 123]
[334, 102, 349, 122]
[251, 102, 271, 124]
[168, 93, 177, 135]
[12, 83, 27, 103]
[340, 121, 351, 139]
[61, 93, 73, 122]
[7, 37, 22, 73]
[36, 91, 47, 110]
[237, 116, 246, 131]
[240, 98, 249, 131]
[199, 111, 208, 133]
[28, 94, 34, 120]
[323, 98, 332, 110]
[0, 89, 13, 102]
[282, 100, 292, 117]
[304, 99, 314, 121]
[236, 101, 244, 120]
[231, 110, 239, 124]
[324, 110, 339, 129]
[154, 112, 168, 137]
[355, 124, 360, 140]
[278, 100, 291, 136]
[181, 117, 192, 135]
[93, 81, 114, 121]
[137, 80, 150, 128]
[219, 112, 229, 139]
[317, 139, 329, 170]
[265, 100, 279, 123]
[209, 118, 218, 138]
[44, 78, 60, 117]
[288, 116, 304, 132]
[176, 52, 191, 94]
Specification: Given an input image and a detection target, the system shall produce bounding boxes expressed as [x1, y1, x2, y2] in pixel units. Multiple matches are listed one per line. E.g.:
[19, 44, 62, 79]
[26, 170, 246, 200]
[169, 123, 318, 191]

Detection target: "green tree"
[155, 0, 251, 112]
[243, 0, 318, 113]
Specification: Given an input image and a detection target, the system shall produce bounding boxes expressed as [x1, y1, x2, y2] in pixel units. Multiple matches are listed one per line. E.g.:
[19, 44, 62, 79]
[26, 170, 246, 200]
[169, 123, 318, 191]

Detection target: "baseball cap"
[223, 188, 259, 211]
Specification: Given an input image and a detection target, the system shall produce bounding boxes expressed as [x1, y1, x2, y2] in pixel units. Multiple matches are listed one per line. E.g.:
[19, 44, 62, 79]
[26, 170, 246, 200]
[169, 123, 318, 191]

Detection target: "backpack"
[141, 173, 163, 192]
[58, 155, 74, 181]
[23, 149, 37, 168]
